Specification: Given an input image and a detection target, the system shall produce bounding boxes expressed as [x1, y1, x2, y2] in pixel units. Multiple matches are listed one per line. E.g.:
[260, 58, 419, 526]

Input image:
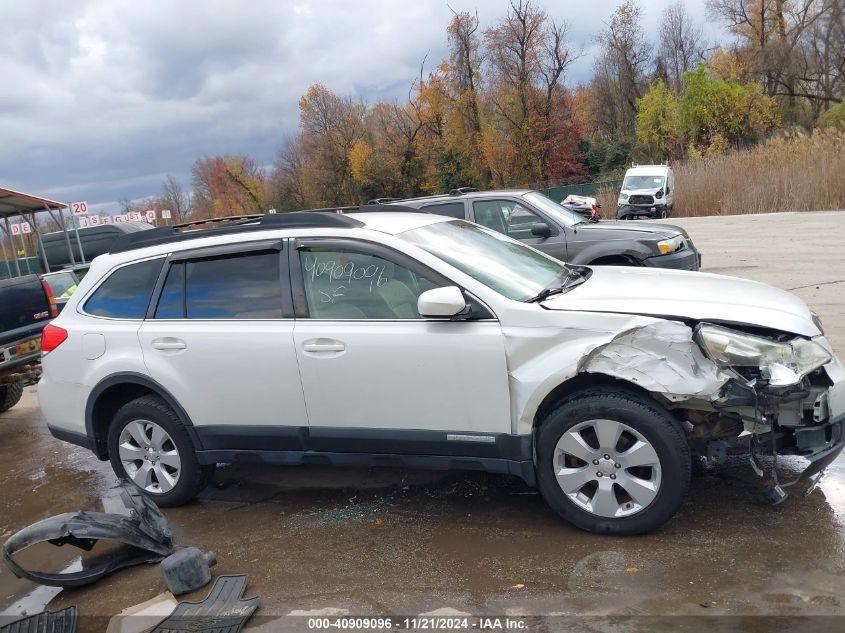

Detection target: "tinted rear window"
[154, 251, 282, 319]
[84, 258, 164, 319]
[421, 202, 465, 219]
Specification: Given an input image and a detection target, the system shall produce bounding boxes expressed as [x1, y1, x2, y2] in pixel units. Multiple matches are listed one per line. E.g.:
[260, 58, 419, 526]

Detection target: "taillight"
[41, 324, 68, 354]
[41, 280, 59, 318]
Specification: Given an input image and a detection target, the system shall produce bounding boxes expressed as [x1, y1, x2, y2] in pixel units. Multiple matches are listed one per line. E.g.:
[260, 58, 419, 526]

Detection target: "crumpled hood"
[542, 266, 820, 337]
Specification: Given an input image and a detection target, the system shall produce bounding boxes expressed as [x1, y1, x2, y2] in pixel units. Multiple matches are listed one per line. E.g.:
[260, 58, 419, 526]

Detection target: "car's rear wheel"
[107, 395, 214, 506]
[536, 389, 690, 534]
[0, 380, 24, 414]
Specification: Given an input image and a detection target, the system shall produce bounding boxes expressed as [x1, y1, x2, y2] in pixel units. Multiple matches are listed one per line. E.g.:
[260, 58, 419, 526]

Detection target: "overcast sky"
[0, 0, 721, 213]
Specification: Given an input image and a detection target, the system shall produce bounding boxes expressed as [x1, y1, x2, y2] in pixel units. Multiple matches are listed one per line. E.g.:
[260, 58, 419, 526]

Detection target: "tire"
[536, 389, 691, 535]
[0, 380, 24, 414]
[107, 395, 214, 506]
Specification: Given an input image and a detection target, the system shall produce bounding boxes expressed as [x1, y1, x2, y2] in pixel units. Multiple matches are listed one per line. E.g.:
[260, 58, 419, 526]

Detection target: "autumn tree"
[707, 0, 843, 124]
[483, 0, 582, 187]
[442, 10, 491, 187]
[191, 155, 266, 217]
[636, 81, 682, 160]
[297, 83, 367, 206]
[679, 64, 779, 153]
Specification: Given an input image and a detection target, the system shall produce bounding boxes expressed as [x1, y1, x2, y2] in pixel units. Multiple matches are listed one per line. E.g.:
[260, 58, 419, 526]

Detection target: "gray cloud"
[0, 0, 719, 212]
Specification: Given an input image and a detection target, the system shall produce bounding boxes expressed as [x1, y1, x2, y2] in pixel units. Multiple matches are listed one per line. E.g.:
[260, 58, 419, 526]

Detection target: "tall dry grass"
[593, 130, 845, 218]
[672, 131, 845, 216]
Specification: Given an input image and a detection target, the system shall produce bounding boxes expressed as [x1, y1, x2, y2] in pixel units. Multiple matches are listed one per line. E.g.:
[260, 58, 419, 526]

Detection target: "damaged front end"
[575, 319, 845, 501]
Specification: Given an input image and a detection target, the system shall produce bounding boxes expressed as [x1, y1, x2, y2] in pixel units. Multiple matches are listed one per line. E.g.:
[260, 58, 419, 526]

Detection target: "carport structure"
[0, 187, 83, 278]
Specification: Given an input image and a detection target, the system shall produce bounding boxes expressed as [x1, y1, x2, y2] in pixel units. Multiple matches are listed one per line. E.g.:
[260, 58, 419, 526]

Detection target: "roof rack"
[449, 187, 478, 196]
[342, 204, 427, 215]
[365, 197, 403, 205]
[109, 212, 363, 254]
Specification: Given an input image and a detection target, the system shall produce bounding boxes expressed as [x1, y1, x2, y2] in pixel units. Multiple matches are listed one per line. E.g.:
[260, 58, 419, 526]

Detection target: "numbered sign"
[102, 216, 112, 224]
[89, 215, 101, 226]
[21, 222, 31, 234]
[146, 210, 156, 223]
[128, 211, 142, 221]
[161, 209, 172, 220]
[71, 201, 88, 215]
[268, 208, 277, 214]
[10, 223, 21, 236]
[79, 217, 90, 228]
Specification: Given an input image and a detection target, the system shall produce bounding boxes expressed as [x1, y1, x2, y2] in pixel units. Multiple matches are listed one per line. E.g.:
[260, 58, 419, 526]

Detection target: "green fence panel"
[542, 179, 623, 202]
[0, 257, 40, 278]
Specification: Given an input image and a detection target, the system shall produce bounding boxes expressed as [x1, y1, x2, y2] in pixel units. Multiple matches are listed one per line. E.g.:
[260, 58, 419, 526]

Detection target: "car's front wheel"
[536, 389, 690, 534]
[107, 395, 214, 506]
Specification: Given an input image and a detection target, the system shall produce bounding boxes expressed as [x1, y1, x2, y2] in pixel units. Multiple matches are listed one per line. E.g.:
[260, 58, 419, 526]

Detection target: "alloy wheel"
[553, 418, 662, 518]
[118, 419, 182, 494]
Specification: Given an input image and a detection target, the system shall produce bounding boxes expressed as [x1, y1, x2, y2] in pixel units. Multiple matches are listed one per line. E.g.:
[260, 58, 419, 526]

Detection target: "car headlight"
[655, 190, 664, 199]
[696, 324, 831, 385]
[620, 193, 629, 201]
[657, 235, 684, 254]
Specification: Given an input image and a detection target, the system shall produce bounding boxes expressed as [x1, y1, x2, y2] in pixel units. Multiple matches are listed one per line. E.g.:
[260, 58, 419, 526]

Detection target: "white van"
[617, 165, 674, 220]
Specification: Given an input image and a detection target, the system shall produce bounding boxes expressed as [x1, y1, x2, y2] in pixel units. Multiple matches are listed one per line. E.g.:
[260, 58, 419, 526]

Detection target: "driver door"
[290, 237, 511, 452]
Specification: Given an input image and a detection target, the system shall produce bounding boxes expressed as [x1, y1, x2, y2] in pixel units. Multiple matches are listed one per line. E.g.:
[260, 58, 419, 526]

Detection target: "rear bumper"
[642, 246, 701, 271]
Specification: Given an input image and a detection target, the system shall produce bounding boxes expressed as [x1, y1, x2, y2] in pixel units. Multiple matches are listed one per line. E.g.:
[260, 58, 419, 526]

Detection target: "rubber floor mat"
[0, 606, 78, 633]
[152, 575, 260, 633]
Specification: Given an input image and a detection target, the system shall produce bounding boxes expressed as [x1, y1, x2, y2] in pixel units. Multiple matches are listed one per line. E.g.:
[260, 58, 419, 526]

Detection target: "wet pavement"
[2, 211, 845, 630]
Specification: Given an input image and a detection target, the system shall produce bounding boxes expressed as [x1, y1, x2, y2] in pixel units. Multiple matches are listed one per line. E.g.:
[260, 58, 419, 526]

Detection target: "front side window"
[84, 258, 164, 318]
[153, 251, 282, 319]
[400, 220, 569, 302]
[299, 247, 439, 319]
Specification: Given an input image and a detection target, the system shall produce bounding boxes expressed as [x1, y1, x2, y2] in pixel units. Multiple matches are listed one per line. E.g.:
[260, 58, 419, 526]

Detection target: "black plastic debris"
[0, 606, 78, 633]
[152, 575, 260, 633]
[160, 547, 217, 595]
[3, 482, 172, 588]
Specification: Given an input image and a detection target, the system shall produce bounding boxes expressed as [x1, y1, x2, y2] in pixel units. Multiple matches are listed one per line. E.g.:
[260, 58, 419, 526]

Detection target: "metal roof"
[0, 186, 65, 217]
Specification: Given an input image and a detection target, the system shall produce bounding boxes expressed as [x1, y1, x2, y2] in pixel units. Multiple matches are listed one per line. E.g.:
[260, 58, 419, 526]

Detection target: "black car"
[386, 189, 701, 270]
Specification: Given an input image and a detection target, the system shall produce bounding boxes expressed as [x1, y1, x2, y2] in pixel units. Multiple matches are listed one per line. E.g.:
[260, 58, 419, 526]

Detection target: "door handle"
[302, 339, 345, 353]
[152, 337, 187, 351]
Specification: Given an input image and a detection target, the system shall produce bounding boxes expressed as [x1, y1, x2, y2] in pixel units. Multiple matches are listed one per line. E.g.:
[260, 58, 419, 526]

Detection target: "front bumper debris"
[2, 482, 172, 588]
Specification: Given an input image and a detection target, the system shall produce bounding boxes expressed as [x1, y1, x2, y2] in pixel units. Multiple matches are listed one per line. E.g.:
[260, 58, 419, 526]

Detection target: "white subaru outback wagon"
[38, 208, 845, 534]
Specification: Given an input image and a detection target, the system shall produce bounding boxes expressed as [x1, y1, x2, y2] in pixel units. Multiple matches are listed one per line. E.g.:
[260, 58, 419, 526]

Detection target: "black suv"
[387, 189, 700, 270]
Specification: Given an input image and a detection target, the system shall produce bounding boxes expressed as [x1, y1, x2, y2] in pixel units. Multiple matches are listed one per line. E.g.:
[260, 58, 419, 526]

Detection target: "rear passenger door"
[138, 240, 309, 451]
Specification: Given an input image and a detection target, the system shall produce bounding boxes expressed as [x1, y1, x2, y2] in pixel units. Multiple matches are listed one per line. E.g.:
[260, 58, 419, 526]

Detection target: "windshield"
[623, 175, 665, 190]
[399, 220, 569, 302]
[43, 271, 77, 297]
[522, 191, 585, 227]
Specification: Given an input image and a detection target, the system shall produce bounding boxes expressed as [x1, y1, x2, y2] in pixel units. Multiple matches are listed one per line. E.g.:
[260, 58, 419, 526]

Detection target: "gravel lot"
[1, 211, 844, 631]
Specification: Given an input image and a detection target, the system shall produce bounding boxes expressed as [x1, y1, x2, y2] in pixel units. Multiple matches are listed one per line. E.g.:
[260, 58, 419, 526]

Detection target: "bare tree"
[160, 175, 190, 223]
[595, 0, 654, 136]
[659, 2, 706, 93]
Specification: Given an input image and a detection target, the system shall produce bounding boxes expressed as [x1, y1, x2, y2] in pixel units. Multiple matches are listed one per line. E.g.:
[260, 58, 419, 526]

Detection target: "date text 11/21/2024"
[306, 617, 528, 630]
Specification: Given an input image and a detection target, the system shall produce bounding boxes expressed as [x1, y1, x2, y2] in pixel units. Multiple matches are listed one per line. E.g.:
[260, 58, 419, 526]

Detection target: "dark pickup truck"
[0, 275, 56, 413]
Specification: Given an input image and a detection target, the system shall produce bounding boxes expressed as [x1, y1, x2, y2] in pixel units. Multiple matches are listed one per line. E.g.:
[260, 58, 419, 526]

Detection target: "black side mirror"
[531, 222, 552, 238]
